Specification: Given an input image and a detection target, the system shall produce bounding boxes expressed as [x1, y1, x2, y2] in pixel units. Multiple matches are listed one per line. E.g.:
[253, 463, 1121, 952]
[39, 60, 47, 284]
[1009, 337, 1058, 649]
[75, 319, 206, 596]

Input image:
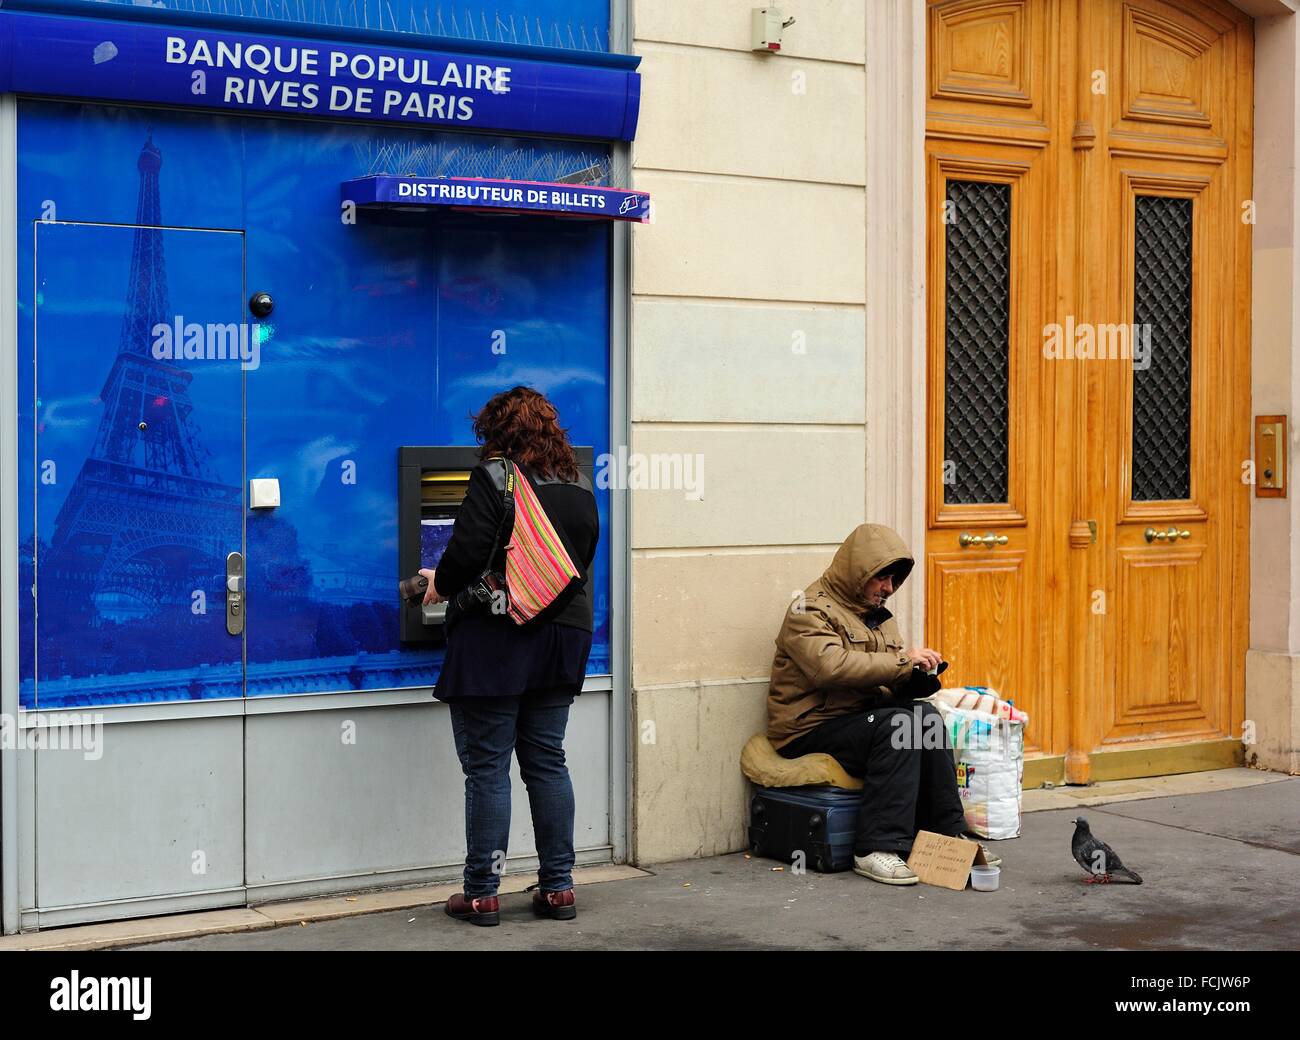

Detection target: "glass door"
[32, 220, 246, 708]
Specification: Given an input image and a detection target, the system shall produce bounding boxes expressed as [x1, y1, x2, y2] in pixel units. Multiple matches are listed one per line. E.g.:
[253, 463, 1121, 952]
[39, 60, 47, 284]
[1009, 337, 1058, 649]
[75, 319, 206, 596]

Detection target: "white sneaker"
[853, 851, 919, 886]
[962, 837, 1002, 868]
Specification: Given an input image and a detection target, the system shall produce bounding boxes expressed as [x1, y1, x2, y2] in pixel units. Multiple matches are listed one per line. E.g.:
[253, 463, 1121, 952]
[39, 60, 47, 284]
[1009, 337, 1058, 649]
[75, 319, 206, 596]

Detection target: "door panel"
[920, 42, 1050, 748]
[1092, 0, 1250, 758]
[35, 717, 245, 913]
[926, 0, 1251, 777]
[31, 220, 248, 914]
[1111, 543, 1209, 731]
[33, 221, 245, 708]
[928, 0, 1048, 126]
[927, 550, 1044, 751]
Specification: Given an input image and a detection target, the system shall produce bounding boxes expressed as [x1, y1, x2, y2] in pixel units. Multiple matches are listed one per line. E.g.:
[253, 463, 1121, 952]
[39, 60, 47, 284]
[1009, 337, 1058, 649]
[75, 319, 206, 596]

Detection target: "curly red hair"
[472, 386, 579, 482]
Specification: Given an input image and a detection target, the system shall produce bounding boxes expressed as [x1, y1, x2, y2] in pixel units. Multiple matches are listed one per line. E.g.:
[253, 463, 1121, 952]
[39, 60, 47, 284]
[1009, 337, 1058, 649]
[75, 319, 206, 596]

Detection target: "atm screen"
[420, 517, 456, 572]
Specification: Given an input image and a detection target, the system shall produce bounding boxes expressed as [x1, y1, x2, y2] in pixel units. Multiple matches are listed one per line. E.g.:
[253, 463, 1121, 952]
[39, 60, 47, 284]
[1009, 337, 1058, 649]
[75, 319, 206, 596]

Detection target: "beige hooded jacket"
[766, 523, 916, 750]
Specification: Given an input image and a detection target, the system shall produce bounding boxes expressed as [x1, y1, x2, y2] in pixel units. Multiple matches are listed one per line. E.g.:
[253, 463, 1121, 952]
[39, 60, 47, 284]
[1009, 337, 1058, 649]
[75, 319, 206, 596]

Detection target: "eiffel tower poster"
[36, 135, 244, 703]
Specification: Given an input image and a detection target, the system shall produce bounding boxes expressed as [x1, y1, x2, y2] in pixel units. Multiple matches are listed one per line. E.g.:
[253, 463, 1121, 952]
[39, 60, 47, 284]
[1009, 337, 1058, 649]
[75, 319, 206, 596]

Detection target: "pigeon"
[1071, 816, 1143, 884]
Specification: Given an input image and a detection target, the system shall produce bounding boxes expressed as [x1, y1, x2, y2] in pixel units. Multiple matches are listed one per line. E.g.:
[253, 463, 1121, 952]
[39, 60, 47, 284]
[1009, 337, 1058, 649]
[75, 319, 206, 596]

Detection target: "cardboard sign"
[906, 830, 988, 891]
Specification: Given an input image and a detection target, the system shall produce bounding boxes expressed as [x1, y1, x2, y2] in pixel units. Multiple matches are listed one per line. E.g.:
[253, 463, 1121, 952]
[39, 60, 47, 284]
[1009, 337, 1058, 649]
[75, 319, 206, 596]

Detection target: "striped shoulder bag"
[484, 457, 583, 625]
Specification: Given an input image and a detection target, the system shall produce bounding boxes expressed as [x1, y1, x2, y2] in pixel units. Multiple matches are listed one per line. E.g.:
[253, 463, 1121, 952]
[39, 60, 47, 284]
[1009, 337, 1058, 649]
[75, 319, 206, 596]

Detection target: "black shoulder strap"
[481, 457, 516, 573]
[531, 469, 595, 496]
[482, 456, 509, 493]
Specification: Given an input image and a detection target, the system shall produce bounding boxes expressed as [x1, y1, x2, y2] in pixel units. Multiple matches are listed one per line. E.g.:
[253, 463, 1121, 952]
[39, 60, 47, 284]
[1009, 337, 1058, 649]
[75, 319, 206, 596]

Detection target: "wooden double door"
[924, 0, 1252, 781]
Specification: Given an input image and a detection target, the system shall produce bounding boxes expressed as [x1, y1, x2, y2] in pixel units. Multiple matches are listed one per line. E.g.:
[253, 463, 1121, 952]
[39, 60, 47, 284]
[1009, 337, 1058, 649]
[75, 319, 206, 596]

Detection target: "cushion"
[739, 733, 863, 791]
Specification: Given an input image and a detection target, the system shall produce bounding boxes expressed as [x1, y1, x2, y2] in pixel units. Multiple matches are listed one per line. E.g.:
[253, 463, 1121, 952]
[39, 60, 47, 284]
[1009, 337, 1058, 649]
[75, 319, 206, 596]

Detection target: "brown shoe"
[445, 892, 500, 927]
[530, 887, 576, 921]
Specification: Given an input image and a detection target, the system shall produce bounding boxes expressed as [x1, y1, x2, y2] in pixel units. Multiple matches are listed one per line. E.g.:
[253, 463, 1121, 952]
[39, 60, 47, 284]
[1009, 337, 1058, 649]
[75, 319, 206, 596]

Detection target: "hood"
[822, 523, 914, 613]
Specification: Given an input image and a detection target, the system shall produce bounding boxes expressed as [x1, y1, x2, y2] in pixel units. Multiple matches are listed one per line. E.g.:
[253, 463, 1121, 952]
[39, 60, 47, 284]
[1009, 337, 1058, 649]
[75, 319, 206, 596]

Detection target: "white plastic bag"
[933, 690, 1026, 840]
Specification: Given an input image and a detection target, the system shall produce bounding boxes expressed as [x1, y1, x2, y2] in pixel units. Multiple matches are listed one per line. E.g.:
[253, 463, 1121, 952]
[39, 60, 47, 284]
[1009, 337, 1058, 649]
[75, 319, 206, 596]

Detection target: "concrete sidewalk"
[113, 772, 1299, 952]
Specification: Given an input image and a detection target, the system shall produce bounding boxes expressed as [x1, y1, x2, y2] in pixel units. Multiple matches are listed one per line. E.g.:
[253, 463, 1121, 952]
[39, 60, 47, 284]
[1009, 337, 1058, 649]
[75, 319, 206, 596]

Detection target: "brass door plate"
[1255, 415, 1287, 497]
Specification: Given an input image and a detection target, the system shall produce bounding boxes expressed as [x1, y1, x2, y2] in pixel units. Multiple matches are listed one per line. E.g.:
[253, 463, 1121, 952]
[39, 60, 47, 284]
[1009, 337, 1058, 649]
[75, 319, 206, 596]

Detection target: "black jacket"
[433, 459, 599, 631]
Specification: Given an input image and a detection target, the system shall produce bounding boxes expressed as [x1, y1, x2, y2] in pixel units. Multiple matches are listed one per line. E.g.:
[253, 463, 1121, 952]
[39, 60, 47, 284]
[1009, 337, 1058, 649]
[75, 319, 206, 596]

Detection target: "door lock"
[226, 551, 245, 635]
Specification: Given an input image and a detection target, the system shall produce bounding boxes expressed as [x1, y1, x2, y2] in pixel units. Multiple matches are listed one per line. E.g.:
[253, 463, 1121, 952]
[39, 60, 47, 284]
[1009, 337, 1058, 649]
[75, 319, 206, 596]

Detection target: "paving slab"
[1093, 779, 1300, 855]
[122, 779, 1300, 952]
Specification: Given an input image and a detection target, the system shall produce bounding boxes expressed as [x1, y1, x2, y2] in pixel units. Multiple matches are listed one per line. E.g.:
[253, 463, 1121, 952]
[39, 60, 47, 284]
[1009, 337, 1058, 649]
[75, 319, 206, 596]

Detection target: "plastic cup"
[970, 865, 1000, 892]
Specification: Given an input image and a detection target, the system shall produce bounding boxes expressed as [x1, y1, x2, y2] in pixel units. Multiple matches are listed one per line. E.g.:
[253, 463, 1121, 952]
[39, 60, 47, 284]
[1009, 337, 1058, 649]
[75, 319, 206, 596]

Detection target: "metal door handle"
[959, 532, 1008, 548]
[226, 551, 245, 635]
[1144, 526, 1191, 543]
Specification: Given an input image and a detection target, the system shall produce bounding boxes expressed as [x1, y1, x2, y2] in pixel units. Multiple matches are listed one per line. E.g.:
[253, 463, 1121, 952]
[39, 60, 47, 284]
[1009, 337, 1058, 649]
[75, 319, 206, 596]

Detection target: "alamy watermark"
[1043, 317, 1152, 371]
[888, 704, 1015, 760]
[50, 971, 150, 1020]
[152, 316, 263, 371]
[595, 446, 705, 500]
[3, 712, 104, 760]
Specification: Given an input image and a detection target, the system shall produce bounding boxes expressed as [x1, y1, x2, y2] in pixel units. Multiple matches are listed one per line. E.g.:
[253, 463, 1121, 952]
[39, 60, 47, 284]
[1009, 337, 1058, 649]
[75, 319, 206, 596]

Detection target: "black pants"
[778, 702, 967, 856]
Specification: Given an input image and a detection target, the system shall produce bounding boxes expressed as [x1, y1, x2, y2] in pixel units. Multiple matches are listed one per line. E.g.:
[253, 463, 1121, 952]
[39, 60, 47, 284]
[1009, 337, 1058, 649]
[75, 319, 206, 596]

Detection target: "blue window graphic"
[18, 100, 612, 708]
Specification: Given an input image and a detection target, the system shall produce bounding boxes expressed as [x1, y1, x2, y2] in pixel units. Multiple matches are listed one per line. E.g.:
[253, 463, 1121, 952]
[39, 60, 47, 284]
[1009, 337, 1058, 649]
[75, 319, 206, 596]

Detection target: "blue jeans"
[447, 690, 576, 898]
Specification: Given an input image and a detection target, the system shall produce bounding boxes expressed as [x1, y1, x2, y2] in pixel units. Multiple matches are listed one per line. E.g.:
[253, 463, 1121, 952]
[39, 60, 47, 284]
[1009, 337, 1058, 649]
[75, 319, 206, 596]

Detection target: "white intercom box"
[249, 478, 281, 509]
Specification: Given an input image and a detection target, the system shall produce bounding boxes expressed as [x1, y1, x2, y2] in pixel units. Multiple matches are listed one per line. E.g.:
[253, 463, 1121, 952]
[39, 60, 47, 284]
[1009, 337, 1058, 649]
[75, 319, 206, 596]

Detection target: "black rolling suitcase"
[747, 785, 861, 873]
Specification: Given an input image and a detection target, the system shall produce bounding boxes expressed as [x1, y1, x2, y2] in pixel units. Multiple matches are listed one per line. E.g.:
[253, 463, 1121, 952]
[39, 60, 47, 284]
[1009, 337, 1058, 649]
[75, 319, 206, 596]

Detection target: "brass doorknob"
[1144, 526, 1191, 543]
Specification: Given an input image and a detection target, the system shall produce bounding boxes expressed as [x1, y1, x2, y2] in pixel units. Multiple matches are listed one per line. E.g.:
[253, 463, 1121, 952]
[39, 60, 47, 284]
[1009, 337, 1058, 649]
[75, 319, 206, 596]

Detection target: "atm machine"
[397, 445, 595, 643]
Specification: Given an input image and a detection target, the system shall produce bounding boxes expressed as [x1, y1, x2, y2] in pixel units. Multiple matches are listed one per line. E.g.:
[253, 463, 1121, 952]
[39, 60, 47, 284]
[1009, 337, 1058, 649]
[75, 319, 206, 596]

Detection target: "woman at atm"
[420, 386, 599, 927]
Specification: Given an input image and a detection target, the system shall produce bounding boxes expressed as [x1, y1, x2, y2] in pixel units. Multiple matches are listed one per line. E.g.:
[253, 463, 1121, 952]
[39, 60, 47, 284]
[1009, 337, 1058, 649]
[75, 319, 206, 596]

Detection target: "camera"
[451, 572, 505, 614]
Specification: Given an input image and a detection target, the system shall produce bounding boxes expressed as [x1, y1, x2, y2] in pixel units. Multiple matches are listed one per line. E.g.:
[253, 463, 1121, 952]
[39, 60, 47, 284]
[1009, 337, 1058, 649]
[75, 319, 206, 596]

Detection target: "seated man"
[767, 522, 1001, 885]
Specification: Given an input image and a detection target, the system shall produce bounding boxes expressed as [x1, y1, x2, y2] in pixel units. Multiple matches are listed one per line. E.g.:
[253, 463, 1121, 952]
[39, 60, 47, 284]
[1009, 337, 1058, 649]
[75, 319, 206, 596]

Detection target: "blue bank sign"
[344, 175, 651, 222]
[0, 10, 642, 140]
